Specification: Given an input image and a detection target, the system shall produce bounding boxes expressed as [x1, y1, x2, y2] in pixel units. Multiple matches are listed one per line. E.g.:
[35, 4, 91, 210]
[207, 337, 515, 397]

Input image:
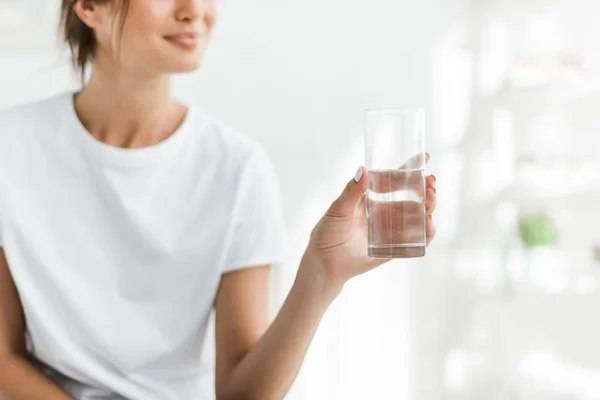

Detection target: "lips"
[164, 33, 202, 49]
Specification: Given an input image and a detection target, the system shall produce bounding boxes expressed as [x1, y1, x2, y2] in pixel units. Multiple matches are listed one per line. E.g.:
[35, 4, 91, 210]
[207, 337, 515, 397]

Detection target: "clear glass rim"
[364, 106, 425, 115]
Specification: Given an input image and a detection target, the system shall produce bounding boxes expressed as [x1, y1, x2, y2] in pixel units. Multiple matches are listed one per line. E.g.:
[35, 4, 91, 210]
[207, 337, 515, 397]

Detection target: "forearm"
[219, 257, 341, 400]
[0, 355, 72, 400]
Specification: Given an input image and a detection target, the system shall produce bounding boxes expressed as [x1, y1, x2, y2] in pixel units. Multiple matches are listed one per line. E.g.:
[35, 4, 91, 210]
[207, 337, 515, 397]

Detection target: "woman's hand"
[212, 159, 436, 399]
[299, 156, 437, 296]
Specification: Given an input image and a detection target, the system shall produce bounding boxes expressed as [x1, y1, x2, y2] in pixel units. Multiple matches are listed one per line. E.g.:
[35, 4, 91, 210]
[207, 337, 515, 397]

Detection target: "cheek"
[119, 2, 164, 40]
[206, 0, 218, 14]
[126, 0, 170, 35]
[206, 1, 219, 29]
[118, 16, 164, 58]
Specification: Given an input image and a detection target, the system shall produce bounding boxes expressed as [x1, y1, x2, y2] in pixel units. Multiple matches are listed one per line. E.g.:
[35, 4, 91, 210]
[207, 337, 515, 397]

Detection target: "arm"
[215, 262, 338, 400]
[215, 167, 438, 400]
[0, 248, 73, 400]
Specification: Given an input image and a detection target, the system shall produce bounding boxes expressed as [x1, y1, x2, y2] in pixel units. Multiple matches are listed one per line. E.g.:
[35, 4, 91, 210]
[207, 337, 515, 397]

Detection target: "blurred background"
[2, 0, 600, 399]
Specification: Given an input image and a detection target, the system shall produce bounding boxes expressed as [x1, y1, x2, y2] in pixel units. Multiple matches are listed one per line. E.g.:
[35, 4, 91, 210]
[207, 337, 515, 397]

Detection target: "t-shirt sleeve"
[222, 148, 289, 273]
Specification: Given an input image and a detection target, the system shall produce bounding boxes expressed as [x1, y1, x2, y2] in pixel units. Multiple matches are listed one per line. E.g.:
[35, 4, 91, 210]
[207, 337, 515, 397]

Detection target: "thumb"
[329, 167, 369, 216]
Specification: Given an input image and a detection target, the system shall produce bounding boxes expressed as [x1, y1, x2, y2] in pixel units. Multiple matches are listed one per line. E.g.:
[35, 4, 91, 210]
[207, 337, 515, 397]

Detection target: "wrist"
[295, 250, 345, 304]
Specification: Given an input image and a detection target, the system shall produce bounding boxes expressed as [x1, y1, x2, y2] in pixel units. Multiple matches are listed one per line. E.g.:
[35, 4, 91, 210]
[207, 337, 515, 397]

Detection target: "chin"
[161, 47, 205, 73]
[169, 59, 202, 73]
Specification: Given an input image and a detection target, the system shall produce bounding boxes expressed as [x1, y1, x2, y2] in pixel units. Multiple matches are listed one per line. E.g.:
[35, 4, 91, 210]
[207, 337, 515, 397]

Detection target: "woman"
[0, 0, 437, 399]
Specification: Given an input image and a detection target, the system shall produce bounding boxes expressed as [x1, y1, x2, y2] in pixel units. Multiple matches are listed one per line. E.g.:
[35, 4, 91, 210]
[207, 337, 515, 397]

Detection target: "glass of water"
[364, 107, 426, 259]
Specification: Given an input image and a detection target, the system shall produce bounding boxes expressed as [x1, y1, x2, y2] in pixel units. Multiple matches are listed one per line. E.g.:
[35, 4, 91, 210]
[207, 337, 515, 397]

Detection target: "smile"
[164, 33, 202, 49]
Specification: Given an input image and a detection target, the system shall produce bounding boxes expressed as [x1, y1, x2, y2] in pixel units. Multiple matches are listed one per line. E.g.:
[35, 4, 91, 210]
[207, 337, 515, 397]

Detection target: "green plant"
[518, 212, 559, 248]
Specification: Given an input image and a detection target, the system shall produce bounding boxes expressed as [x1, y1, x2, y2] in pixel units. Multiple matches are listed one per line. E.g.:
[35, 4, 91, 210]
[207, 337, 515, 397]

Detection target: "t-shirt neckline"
[62, 91, 196, 168]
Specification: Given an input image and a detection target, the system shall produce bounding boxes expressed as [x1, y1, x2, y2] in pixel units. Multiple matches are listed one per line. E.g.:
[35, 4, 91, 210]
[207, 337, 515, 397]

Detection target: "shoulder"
[0, 93, 71, 192]
[0, 93, 65, 127]
[0, 94, 67, 211]
[0, 93, 66, 147]
[190, 107, 274, 177]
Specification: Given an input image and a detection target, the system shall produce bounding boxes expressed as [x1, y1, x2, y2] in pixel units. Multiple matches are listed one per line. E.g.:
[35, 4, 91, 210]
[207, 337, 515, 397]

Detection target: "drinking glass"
[364, 107, 426, 258]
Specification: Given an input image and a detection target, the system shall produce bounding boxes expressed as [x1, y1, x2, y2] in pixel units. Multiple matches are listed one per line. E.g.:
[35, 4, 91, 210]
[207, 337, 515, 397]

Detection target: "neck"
[74, 61, 186, 149]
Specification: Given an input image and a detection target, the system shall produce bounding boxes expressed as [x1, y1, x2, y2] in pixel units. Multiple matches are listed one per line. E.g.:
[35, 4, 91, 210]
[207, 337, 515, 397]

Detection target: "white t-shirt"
[0, 92, 288, 399]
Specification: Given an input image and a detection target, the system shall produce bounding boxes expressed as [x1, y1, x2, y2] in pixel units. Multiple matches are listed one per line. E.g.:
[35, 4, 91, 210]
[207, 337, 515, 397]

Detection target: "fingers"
[367, 201, 436, 247]
[425, 174, 437, 245]
[426, 174, 435, 188]
[329, 166, 370, 217]
[425, 175, 436, 214]
[365, 154, 438, 250]
[426, 214, 437, 245]
[367, 171, 437, 247]
[398, 152, 430, 170]
[368, 177, 436, 227]
[369, 154, 432, 195]
[369, 169, 425, 194]
[367, 201, 425, 245]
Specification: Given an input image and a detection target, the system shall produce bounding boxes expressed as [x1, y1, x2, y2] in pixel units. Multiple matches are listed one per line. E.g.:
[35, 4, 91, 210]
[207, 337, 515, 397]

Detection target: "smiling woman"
[0, 1, 437, 400]
[60, 0, 214, 80]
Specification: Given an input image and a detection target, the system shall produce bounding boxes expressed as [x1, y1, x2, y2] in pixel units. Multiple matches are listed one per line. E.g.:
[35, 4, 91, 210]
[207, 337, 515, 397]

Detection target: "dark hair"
[60, 0, 130, 80]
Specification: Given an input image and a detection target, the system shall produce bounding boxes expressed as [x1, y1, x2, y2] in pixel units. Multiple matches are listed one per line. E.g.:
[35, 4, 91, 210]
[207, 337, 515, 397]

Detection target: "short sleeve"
[222, 148, 289, 273]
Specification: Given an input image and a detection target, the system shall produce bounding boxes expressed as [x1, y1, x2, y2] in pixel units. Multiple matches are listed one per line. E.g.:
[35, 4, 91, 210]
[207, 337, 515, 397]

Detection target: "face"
[76, 0, 217, 74]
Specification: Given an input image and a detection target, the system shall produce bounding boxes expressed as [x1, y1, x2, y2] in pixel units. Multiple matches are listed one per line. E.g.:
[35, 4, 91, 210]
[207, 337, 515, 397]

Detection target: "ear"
[72, 0, 102, 29]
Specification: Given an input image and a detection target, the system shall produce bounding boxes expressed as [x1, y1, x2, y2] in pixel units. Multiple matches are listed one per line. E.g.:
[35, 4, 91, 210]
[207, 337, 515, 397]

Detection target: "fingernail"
[354, 167, 363, 183]
[426, 153, 431, 162]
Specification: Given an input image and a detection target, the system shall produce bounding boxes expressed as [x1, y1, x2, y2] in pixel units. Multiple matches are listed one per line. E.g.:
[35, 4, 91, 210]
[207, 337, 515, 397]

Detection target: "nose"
[175, 0, 205, 23]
